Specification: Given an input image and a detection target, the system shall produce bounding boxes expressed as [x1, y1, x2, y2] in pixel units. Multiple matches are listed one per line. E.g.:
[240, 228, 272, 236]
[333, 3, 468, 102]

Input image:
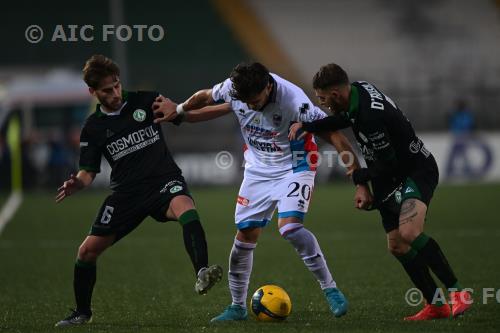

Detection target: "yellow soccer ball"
[250, 285, 292, 321]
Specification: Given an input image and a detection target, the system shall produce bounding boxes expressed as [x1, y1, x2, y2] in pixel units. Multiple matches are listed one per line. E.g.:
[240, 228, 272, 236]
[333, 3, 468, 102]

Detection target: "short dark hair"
[82, 54, 120, 89]
[313, 63, 349, 90]
[229, 62, 271, 101]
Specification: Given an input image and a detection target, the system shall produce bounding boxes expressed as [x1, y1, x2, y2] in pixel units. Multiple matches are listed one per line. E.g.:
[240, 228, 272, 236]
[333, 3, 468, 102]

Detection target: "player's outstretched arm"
[55, 170, 95, 203]
[182, 103, 232, 123]
[321, 131, 360, 175]
[153, 89, 217, 124]
[318, 131, 373, 209]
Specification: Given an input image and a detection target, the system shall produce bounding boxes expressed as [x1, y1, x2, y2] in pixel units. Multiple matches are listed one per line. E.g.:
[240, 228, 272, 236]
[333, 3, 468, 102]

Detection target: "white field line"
[0, 191, 22, 235]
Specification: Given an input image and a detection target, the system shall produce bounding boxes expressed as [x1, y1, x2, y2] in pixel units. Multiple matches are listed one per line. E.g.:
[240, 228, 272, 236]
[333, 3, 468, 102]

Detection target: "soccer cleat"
[195, 264, 223, 295]
[55, 309, 92, 327]
[450, 290, 472, 317]
[323, 287, 348, 317]
[210, 304, 248, 322]
[404, 303, 451, 321]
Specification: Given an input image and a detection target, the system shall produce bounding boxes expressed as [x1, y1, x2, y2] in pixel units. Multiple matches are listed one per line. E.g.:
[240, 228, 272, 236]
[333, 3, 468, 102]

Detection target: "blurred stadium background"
[0, 1, 499, 332]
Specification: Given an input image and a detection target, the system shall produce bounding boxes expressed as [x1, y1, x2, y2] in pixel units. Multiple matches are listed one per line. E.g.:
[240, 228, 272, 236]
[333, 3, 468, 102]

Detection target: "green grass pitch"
[1, 183, 499, 332]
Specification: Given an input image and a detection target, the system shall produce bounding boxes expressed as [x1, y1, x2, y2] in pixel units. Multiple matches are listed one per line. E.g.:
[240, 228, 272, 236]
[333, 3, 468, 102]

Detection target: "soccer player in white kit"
[153, 62, 356, 321]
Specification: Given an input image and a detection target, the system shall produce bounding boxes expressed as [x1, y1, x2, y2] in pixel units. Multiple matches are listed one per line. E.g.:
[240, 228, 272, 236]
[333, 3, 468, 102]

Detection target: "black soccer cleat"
[55, 309, 92, 327]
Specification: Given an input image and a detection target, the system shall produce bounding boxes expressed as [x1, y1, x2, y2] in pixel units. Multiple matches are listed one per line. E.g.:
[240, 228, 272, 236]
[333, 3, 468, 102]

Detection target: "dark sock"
[396, 248, 441, 305]
[411, 233, 462, 290]
[179, 209, 208, 275]
[74, 259, 96, 315]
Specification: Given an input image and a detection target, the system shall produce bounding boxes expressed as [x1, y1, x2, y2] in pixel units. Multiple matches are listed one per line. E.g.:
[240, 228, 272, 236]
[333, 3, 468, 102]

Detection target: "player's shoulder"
[272, 73, 305, 99]
[354, 81, 397, 125]
[212, 78, 232, 103]
[80, 110, 104, 136]
[125, 90, 160, 107]
[271, 73, 310, 111]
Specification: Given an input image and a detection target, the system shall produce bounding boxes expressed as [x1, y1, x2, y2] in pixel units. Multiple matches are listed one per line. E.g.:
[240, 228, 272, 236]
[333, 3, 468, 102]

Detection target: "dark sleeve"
[78, 124, 102, 173]
[302, 114, 351, 133]
[135, 91, 160, 118]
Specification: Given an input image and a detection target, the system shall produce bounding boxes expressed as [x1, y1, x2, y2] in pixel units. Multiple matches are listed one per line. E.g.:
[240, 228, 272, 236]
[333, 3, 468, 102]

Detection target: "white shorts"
[234, 171, 315, 230]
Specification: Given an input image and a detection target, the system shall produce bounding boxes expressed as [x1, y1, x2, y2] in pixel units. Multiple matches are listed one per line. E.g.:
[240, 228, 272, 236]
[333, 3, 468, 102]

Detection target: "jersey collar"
[347, 84, 359, 119]
[96, 101, 128, 117]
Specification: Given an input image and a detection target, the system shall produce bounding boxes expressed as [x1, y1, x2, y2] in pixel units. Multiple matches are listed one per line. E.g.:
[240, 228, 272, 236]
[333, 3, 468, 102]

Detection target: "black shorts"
[375, 155, 439, 233]
[90, 175, 192, 242]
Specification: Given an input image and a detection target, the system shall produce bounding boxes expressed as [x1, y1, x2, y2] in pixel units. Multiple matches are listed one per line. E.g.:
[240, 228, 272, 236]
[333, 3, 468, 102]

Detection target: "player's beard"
[103, 98, 123, 112]
[329, 99, 348, 114]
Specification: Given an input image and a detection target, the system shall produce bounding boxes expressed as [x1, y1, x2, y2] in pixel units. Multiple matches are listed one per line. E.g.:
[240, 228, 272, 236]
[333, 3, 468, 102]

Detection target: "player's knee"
[77, 244, 100, 262]
[398, 228, 420, 243]
[388, 244, 408, 256]
[279, 222, 303, 238]
[236, 228, 260, 243]
[388, 242, 408, 256]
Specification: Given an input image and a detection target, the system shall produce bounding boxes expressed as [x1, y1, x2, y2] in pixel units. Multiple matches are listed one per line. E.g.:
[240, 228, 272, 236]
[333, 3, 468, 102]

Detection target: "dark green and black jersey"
[302, 81, 432, 183]
[79, 90, 181, 192]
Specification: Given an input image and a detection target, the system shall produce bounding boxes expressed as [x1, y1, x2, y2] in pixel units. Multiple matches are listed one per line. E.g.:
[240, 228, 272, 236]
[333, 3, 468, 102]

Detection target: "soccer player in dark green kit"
[289, 63, 472, 321]
[54, 55, 222, 327]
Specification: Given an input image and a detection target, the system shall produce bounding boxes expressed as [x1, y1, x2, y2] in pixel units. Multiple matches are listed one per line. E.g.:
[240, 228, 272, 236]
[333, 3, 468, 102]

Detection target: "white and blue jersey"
[212, 73, 327, 180]
[212, 73, 327, 229]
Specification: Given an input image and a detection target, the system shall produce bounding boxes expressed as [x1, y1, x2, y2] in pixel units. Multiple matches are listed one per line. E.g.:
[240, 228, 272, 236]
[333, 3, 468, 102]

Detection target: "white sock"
[280, 223, 337, 290]
[228, 238, 256, 307]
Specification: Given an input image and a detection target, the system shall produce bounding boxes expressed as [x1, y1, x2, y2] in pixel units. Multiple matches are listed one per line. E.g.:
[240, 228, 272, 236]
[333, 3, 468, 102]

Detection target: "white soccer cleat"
[195, 265, 223, 295]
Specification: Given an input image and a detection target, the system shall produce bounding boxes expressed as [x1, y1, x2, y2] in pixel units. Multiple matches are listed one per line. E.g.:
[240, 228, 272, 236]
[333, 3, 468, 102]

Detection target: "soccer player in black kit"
[289, 63, 472, 321]
[54, 55, 222, 327]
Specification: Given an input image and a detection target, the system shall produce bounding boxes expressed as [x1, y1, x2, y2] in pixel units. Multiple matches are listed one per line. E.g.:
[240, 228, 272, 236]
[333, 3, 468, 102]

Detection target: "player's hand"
[288, 122, 307, 141]
[55, 174, 84, 203]
[152, 96, 178, 123]
[354, 184, 373, 210]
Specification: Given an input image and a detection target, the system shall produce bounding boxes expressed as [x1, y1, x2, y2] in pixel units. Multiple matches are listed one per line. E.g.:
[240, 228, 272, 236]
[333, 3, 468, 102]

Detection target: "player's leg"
[399, 173, 470, 317]
[56, 193, 145, 327]
[398, 198, 469, 318]
[276, 171, 347, 317]
[377, 201, 447, 320]
[211, 227, 263, 322]
[211, 178, 273, 322]
[164, 194, 222, 294]
[278, 216, 348, 317]
[55, 234, 115, 327]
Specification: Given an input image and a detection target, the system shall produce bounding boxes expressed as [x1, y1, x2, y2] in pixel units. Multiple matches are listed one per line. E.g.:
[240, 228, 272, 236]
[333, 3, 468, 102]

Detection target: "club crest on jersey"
[272, 114, 282, 126]
[133, 109, 146, 122]
[170, 185, 183, 194]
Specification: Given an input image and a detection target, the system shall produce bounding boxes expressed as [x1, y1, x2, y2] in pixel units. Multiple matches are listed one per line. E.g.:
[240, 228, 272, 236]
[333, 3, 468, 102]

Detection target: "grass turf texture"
[0, 183, 499, 333]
